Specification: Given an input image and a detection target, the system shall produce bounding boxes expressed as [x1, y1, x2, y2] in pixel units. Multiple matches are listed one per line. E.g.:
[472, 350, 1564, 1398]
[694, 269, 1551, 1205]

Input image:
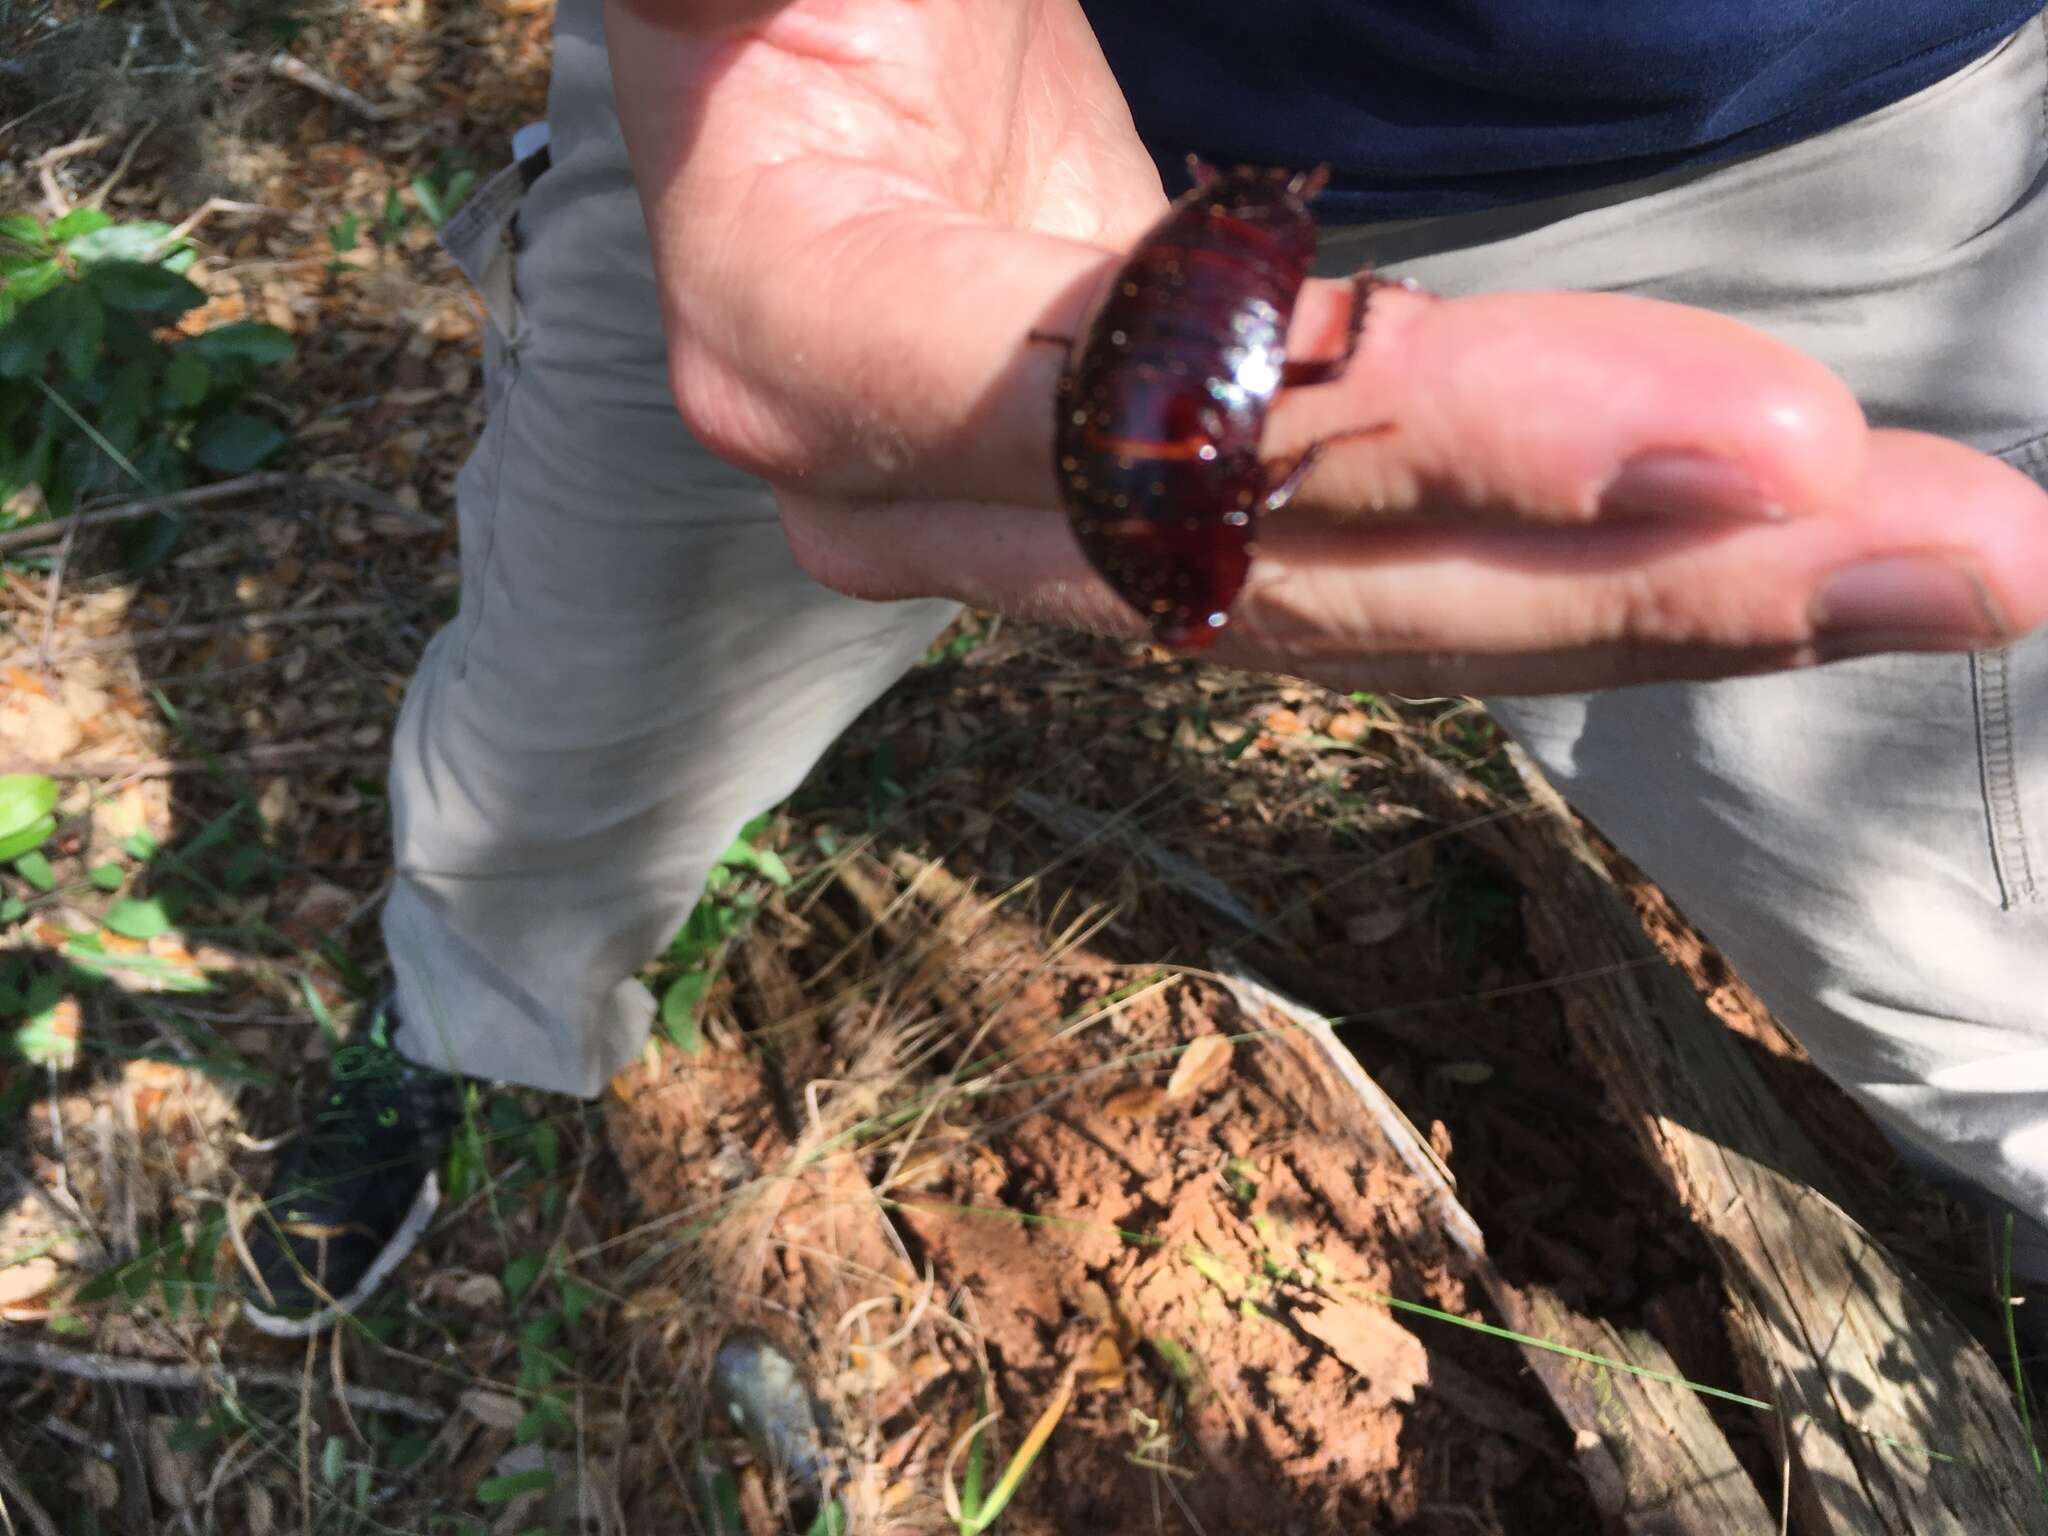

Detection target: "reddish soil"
[607, 863, 1592, 1534]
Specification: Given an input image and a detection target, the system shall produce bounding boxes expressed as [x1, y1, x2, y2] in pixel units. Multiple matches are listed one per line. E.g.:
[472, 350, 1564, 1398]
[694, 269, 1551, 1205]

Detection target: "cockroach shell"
[1053, 166, 1326, 649]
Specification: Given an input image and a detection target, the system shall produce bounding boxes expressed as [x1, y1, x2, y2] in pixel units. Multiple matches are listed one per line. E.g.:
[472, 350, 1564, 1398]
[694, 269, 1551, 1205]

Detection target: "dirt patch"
[606, 838, 1593, 1535]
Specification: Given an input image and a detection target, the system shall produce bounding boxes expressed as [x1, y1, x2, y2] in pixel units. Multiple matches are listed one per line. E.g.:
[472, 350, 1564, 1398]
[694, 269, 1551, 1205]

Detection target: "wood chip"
[1164, 1034, 1234, 1102]
[1104, 1086, 1168, 1119]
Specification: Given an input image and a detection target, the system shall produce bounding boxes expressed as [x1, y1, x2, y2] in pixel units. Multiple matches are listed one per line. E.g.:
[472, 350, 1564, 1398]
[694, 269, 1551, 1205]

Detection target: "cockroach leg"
[1026, 329, 1074, 349]
[1259, 420, 1396, 514]
[1279, 268, 1381, 388]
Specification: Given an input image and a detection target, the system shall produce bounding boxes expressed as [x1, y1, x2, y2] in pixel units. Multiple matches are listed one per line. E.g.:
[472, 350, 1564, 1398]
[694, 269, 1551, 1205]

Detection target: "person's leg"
[1317, 16, 2048, 1268]
[381, 1, 956, 1101]
[243, 0, 954, 1332]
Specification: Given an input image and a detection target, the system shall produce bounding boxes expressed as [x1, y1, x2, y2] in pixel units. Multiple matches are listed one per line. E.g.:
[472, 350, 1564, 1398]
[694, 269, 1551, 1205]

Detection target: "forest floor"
[0, 3, 2026, 1534]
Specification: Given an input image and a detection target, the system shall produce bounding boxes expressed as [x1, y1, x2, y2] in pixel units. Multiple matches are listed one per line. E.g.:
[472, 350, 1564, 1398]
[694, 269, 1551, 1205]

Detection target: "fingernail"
[1597, 453, 1784, 522]
[1809, 555, 2007, 656]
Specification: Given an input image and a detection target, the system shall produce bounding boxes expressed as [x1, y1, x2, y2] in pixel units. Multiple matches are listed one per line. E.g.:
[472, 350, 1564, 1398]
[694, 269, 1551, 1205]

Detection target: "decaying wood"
[1220, 961, 1776, 1535]
[1414, 745, 2042, 1534]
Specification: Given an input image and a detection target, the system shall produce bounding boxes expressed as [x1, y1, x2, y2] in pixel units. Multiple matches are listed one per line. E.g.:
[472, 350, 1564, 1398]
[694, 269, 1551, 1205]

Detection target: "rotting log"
[1412, 745, 2042, 1535]
[1221, 962, 1777, 1536]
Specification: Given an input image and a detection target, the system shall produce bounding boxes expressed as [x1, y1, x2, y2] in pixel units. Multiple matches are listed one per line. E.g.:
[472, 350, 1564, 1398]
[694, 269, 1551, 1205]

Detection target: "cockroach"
[1038, 159, 1394, 650]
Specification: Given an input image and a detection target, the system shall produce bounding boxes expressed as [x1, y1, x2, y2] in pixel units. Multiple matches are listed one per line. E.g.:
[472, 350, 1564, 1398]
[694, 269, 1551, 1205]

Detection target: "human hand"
[608, 0, 2048, 696]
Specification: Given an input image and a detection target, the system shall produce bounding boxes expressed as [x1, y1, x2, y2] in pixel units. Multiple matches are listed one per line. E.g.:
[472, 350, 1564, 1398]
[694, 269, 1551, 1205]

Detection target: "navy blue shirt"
[1081, 3, 2040, 219]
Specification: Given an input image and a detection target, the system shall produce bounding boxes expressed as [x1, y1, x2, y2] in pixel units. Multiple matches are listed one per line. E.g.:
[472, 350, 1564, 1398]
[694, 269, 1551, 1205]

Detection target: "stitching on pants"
[1975, 647, 2041, 907]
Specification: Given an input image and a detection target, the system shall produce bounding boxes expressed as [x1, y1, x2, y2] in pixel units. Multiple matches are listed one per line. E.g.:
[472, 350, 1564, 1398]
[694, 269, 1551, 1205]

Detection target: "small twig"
[33, 514, 77, 670]
[152, 197, 281, 262]
[0, 471, 428, 555]
[265, 52, 400, 122]
[30, 133, 111, 169]
[158, 0, 197, 60]
[36, 1416, 116, 1460]
[0, 1340, 445, 1424]
[84, 119, 157, 211]
[0, 1442, 62, 1536]
[0, 740, 387, 781]
[53, 600, 406, 658]
[0, 92, 91, 150]
[30, 133, 112, 219]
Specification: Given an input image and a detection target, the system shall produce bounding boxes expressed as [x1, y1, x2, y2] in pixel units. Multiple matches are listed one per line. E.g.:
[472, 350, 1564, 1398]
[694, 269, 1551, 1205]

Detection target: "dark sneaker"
[241, 1002, 462, 1337]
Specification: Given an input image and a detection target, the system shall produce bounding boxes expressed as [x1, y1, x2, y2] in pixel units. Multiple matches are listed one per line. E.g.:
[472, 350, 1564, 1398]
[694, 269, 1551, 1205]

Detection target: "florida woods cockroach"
[1042, 160, 1392, 649]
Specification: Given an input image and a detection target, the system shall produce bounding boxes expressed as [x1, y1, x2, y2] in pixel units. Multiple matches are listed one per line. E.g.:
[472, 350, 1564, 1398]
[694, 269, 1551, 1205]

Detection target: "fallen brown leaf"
[1165, 1034, 1234, 1103]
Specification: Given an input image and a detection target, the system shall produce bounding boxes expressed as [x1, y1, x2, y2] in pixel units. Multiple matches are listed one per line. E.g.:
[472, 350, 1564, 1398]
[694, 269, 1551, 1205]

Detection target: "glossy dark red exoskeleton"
[1042, 159, 1392, 650]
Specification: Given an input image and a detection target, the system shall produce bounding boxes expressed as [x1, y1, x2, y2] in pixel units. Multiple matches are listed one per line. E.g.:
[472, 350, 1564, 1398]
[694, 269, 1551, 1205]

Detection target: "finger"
[782, 428, 2048, 696]
[1264, 282, 1869, 527]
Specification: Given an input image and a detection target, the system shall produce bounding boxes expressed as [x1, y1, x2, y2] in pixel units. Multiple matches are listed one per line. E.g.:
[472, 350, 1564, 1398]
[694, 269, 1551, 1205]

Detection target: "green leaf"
[164, 1413, 230, 1453]
[477, 1469, 553, 1504]
[0, 216, 48, 251]
[87, 863, 123, 891]
[118, 510, 181, 573]
[0, 775, 57, 843]
[53, 282, 104, 380]
[0, 257, 64, 315]
[103, 897, 172, 940]
[191, 411, 286, 473]
[530, 1119, 559, 1177]
[47, 208, 113, 244]
[659, 971, 709, 1052]
[164, 351, 209, 408]
[14, 849, 55, 891]
[64, 222, 178, 265]
[85, 261, 206, 314]
[321, 1434, 344, 1485]
[15, 977, 76, 1068]
[515, 1393, 572, 1445]
[0, 897, 25, 926]
[329, 212, 361, 254]
[185, 322, 293, 367]
[0, 285, 58, 377]
[559, 1277, 597, 1328]
[121, 830, 160, 861]
[502, 1252, 543, 1301]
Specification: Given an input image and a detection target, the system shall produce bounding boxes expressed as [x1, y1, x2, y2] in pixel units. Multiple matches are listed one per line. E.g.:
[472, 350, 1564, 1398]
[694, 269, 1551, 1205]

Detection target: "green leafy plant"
[945, 1377, 1072, 1535]
[326, 210, 363, 276]
[654, 815, 794, 1052]
[410, 152, 478, 230]
[0, 210, 294, 557]
[0, 773, 57, 863]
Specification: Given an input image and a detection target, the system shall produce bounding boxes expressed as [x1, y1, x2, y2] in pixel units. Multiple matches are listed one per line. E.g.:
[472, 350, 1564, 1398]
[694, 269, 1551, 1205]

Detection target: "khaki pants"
[388, 5, 2048, 1266]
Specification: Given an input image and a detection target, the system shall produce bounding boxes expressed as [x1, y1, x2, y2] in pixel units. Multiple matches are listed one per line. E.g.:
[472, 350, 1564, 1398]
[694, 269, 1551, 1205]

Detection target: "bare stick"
[0, 1339, 443, 1424]
[53, 601, 406, 659]
[0, 472, 428, 555]
[154, 197, 281, 261]
[30, 134, 112, 169]
[34, 513, 78, 669]
[265, 53, 400, 122]
[84, 119, 157, 211]
[30, 134, 112, 220]
[0, 740, 386, 781]
[0, 1440, 62, 1536]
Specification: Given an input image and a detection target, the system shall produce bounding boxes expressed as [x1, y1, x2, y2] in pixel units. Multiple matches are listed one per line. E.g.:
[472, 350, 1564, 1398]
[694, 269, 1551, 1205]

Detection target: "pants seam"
[455, 357, 518, 678]
[1975, 647, 2042, 907]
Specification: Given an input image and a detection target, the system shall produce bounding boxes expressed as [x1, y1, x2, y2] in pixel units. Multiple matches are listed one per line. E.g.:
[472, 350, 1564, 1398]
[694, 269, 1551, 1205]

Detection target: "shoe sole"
[241, 1171, 441, 1338]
